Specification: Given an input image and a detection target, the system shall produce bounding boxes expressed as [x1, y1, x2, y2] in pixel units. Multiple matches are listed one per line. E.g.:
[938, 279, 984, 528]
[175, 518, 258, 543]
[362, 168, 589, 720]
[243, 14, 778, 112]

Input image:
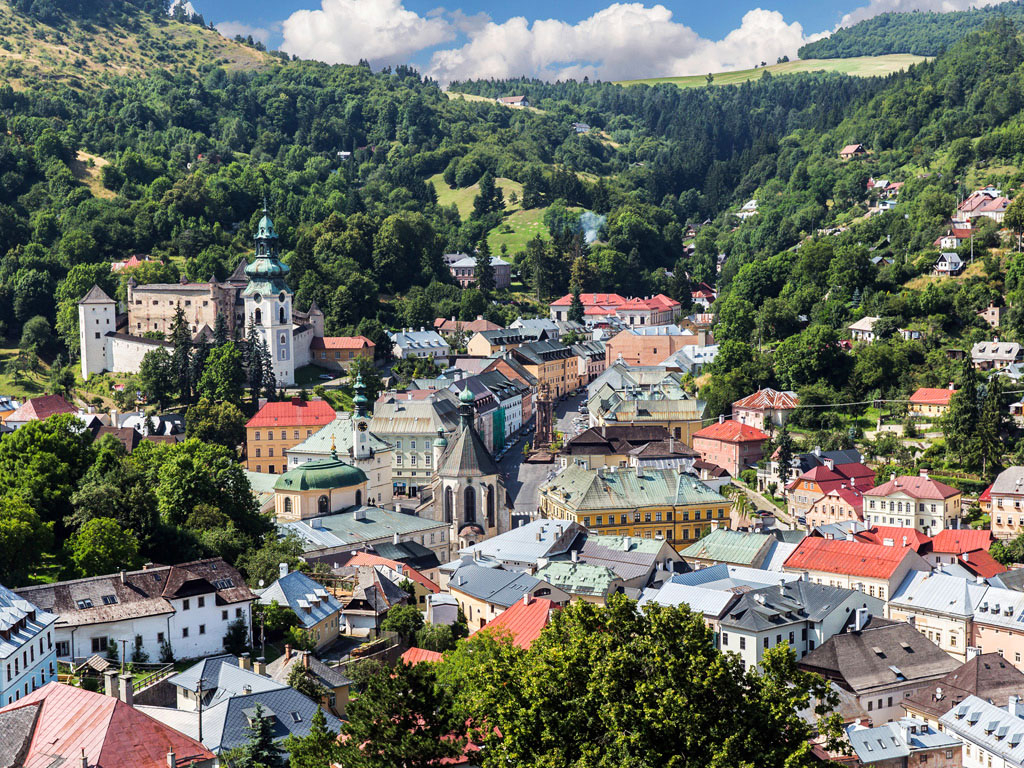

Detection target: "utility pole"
[120, 639, 127, 675]
[196, 680, 203, 743]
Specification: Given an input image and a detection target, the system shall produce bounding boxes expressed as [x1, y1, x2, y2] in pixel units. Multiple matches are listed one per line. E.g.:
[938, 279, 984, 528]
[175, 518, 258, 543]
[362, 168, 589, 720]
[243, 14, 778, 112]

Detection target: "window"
[182, 627, 189, 638]
[56, 641, 69, 658]
[722, 633, 728, 646]
[76, 599, 93, 609]
[255, 431, 261, 441]
[236, 608, 243, 618]
[199, 625, 206, 635]
[157, 632, 165, 644]
[91, 637, 108, 653]
[198, 597, 205, 608]
[739, 637, 746, 650]
[223, 610, 229, 621]
[268, 431, 274, 441]
[101, 594, 117, 605]
[183, 599, 190, 611]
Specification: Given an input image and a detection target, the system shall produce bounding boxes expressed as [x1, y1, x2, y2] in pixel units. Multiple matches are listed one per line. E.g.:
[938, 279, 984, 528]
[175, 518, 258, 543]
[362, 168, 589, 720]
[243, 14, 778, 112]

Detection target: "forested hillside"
[798, 0, 1024, 58]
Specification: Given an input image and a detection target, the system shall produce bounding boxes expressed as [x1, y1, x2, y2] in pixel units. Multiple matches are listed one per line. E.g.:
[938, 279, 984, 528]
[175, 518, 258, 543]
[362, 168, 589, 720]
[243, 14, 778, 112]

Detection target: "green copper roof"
[256, 214, 278, 240]
[679, 528, 772, 566]
[245, 209, 291, 286]
[540, 464, 728, 512]
[274, 456, 367, 491]
[460, 386, 475, 404]
[534, 561, 621, 596]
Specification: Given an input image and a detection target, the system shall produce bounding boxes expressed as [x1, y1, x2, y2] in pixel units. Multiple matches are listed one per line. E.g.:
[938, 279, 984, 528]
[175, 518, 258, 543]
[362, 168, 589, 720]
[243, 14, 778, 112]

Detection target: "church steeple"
[353, 373, 370, 418]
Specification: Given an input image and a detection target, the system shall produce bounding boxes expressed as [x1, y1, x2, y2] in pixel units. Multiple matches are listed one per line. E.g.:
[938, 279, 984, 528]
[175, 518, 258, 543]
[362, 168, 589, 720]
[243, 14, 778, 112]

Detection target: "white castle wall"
[110, 336, 173, 374]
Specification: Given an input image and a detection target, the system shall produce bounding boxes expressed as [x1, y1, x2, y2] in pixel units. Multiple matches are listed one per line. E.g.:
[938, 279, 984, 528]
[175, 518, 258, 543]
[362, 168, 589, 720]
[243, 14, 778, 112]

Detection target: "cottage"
[935, 251, 965, 276]
[691, 418, 770, 477]
[863, 471, 962, 535]
[496, 95, 530, 108]
[972, 339, 1022, 371]
[908, 386, 957, 417]
[258, 566, 343, 651]
[839, 143, 867, 160]
[732, 388, 799, 432]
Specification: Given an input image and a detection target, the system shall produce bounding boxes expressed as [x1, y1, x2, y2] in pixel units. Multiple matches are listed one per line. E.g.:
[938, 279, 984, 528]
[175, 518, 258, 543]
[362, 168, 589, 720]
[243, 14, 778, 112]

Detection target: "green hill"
[0, 0, 273, 89]
[614, 55, 928, 88]
[798, 0, 1024, 58]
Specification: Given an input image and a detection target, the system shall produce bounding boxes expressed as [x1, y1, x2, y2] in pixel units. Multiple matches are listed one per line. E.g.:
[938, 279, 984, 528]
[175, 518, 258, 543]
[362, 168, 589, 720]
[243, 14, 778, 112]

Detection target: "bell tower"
[242, 203, 295, 387]
[352, 373, 372, 461]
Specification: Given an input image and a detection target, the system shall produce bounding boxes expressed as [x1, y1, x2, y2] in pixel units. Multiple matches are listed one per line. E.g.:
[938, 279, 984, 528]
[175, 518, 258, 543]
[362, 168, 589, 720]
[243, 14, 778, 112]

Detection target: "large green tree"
[68, 517, 141, 577]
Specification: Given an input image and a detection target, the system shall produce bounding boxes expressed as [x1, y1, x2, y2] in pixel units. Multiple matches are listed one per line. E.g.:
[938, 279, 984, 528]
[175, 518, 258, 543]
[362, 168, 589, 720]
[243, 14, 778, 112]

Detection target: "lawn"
[615, 55, 929, 88]
[0, 345, 51, 398]
[486, 207, 550, 257]
[428, 173, 524, 220]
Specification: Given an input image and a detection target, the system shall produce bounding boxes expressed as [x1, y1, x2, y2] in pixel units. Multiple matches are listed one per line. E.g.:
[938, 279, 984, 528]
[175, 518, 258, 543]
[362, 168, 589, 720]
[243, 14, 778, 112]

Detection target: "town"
[10, 0, 1024, 766]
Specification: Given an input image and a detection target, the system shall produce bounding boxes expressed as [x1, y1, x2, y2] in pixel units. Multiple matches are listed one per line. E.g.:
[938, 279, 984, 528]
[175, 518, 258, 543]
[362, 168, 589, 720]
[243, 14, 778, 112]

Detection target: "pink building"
[691, 418, 769, 477]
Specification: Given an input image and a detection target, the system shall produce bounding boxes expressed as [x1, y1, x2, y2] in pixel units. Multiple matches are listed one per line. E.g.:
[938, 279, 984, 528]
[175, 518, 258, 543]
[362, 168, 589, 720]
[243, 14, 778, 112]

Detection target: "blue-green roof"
[274, 456, 367, 491]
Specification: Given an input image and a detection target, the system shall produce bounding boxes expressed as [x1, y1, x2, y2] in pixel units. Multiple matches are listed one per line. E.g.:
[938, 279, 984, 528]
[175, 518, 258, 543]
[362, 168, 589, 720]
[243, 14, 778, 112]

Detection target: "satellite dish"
[258, 579, 265, 587]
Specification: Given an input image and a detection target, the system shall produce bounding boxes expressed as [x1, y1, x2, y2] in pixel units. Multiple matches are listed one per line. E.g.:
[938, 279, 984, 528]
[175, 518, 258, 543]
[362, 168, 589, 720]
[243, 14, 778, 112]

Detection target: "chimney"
[571, 549, 579, 562]
[949, 382, 955, 390]
[919, 468, 929, 479]
[393, 532, 400, 545]
[120, 571, 126, 585]
[522, 593, 531, 606]
[284, 644, 292, 660]
[854, 607, 870, 632]
[890, 473, 896, 483]
[279, 562, 289, 579]
[167, 751, 176, 768]
[243, 685, 252, 694]
[104, 669, 118, 698]
[302, 651, 310, 669]
[977, 573, 986, 584]
[80, 749, 89, 768]
[240, 652, 251, 671]
[902, 536, 907, 548]
[255, 657, 266, 676]
[118, 674, 133, 707]
[845, 530, 854, 542]
[963, 551, 970, 562]
[1011, 695, 1023, 718]
[718, 414, 725, 424]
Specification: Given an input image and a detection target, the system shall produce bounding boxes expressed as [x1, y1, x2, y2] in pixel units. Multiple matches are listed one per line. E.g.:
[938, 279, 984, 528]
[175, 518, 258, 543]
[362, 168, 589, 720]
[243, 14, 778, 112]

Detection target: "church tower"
[433, 387, 510, 549]
[242, 205, 295, 387]
[351, 373, 373, 461]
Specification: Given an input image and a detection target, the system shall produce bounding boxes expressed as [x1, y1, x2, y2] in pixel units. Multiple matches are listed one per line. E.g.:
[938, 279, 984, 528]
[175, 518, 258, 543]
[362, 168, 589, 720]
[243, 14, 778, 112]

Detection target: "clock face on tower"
[357, 421, 368, 432]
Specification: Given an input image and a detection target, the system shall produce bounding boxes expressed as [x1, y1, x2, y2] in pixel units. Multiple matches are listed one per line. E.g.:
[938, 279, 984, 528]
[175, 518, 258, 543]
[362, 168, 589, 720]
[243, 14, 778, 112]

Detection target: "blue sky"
[198, 0, 983, 83]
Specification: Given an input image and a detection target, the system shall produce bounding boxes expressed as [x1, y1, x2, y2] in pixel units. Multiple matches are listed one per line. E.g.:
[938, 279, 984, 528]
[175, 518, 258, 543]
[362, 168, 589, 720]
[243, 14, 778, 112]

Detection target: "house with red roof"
[691, 417, 769, 477]
[3, 394, 77, 429]
[0, 682, 215, 768]
[245, 398, 336, 473]
[863, 470, 963, 535]
[783, 536, 929, 601]
[805, 485, 865, 530]
[854, 526, 931, 553]
[934, 226, 975, 250]
[732, 387, 799, 432]
[691, 282, 717, 309]
[908, 386, 957, 417]
[786, 459, 876, 523]
[548, 292, 680, 326]
[309, 335, 375, 372]
[839, 143, 867, 160]
[401, 647, 444, 666]
[472, 595, 559, 649]
[956, 187, 1011, 223]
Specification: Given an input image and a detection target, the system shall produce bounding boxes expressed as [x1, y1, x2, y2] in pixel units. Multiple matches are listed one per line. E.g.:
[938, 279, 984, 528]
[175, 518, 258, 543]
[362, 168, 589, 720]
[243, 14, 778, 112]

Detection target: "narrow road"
[739, 483, 797, 531]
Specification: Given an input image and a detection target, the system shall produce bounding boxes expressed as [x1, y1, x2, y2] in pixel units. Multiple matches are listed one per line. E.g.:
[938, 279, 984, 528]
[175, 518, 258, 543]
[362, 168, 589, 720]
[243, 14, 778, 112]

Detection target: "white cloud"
[278, 1, 818, 84]
[839, 0, 1004, 27]
[427, 6, 814, 84]
[215, 20, 272, 45]
[280, 0, 455, 68]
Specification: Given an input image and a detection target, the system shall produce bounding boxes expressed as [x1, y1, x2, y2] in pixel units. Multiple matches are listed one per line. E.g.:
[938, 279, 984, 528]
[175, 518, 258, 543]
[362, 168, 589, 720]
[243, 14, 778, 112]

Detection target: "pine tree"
[169, 306, 193, 403]
[775, 426, 794, 487]
[244, 319, 265, 405]
[475, 237, 495, 295]
[568, 271, 584, 323]
[231, 704, 286, 768]
[943, 359, 980, 467]
[258, 338, 276, 400]
[978, 375, 1009, 478]
[189, 333, 211, 393]
[284, 707, 340, 768]
[213, 312, 229, 346]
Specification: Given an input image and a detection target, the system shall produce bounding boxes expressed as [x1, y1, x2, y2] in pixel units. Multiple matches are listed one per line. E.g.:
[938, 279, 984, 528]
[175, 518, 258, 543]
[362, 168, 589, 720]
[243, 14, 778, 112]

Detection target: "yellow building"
[246, 398, 337, 474]
[447, 561, 570, 632]
[511, 340, 579, 398]
[466, 329, 528, 357]
[538, 464, 730, 547]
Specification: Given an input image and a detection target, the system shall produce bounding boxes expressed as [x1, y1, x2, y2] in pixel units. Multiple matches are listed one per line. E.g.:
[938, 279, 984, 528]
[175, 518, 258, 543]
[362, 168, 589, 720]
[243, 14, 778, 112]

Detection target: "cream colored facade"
[274, 480, 368, 521]
[886, 603, 972, 663]
[449, 581, 570, 632]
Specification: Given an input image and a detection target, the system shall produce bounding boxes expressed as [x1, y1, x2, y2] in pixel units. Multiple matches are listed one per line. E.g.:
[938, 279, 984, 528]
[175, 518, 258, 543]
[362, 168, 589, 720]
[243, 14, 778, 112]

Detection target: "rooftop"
[541, 464, 728, 513]
[909, 387, 956, 406]
[258, 570, 343, 629]
[905, 653, 1024, 719]
[473, 596, 559, 648]
[679, 529, 773, 567]
[534, 561, 621, 597]
[280, 507, 446, 551]
[693, 419, 770, 443]
[940, 695, 1024, 765]
[246, 398, 336, 429]
[783, 537, 916, 580]
[732, 388, 799, 411]
[448, 564, 545, 608]
[866, 475, 961, 501]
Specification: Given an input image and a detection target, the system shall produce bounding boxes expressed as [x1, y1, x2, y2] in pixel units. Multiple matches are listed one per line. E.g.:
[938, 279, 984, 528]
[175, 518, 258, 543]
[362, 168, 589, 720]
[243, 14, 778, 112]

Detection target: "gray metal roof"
[669, 563, 800, 591]
[168, 657, 285, 709]
[721, 581, 875, 633]
[281, 507, 446, 551]
[448, 564, 543, 608]
[200, 687, 342, 753]
[889, 570, 989, 618]
[459, 520, 583, 566]
[639, 583, 738, 617]
[288, 413, 391, 458]
[265, 651, 351, 689]
[940, 695, 1024, 765]
[258, 571, 343, 629]
[847, 719, 959, 763]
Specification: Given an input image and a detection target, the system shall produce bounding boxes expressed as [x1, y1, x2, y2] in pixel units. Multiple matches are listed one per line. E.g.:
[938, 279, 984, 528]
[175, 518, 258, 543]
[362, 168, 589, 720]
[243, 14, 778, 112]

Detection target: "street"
[499, 389, 589, 517]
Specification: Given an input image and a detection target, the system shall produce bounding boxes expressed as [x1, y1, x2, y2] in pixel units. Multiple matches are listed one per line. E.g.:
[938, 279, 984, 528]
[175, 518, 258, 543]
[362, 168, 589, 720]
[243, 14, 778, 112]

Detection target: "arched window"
[464, 486, 476, 523]
[486, 485, 495, 528]
[254, 308, 262, 326]
[318, 495, 329, 515]
[283, 498, 293, 516]
[279, 306, 286, 324]
[444, 487, 453, 524]
[355, 490, 362, 507]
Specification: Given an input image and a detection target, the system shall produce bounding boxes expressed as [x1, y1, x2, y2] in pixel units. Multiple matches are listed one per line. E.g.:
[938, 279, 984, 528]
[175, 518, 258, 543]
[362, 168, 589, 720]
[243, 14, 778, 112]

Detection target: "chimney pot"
[103, 669, 118, 698]
[80, 749, 89, 768]
[240, 653, 251, 671]
[254, 657, 266, 676]
[285, 644, 292, 660]
[302, 651, 310, 669]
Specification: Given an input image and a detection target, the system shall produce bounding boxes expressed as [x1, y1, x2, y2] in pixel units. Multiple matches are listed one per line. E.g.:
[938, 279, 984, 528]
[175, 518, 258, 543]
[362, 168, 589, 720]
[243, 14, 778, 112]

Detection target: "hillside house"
[935, 252, 965, 276]
[839, 143, 867, 160]
[496, 95, 529, 108]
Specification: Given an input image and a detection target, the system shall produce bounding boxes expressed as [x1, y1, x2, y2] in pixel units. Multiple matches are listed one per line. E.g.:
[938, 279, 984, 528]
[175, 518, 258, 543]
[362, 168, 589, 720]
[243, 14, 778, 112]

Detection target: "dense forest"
[798, 0, 1024, 58]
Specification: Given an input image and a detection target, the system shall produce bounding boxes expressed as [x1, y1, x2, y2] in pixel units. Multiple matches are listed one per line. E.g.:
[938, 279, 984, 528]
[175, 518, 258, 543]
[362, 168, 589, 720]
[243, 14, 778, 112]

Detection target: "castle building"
[79, 207, 325, 386]
[429, 387, 511, 549]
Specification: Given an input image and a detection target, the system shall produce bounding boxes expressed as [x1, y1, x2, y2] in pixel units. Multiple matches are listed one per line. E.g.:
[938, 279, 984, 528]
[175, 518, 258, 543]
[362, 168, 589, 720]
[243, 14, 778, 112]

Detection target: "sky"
[200, 0, 1005, 84]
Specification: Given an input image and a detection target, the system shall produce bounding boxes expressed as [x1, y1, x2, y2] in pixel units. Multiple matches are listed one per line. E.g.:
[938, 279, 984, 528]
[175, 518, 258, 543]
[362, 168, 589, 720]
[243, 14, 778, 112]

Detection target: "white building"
[939, 694, 1024, 768]
[0, 585, 59, 706]
[390, 329, 451, 359]
[15, 559, 255, 663]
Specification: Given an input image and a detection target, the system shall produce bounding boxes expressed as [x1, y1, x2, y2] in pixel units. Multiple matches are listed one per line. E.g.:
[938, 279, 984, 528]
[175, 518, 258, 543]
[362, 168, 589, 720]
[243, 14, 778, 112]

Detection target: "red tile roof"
[732, 388, 799, 411]
[958, 549, 1006, 579]
[245, 398, 335, 428]
[401, 647, 444, 665]
[783, 537, 913, 579]
[693, 420, 770, 443]
[866, 475, 961, 501]
[5, 395, 76, 423]
[910, 387, 956, 406]
[815, 485, 865, 513]
[854, 526, 931, 552]
[473, 597, 559, 649]
[310, 336, 375, 350]
[931, 529, 995, 554]
[801, 465, 842, 484]
[550, 292, 627, 307]
[341, 552, 440, 593]
[980, 483, 993, 503]
[1, 682, 214, 768]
